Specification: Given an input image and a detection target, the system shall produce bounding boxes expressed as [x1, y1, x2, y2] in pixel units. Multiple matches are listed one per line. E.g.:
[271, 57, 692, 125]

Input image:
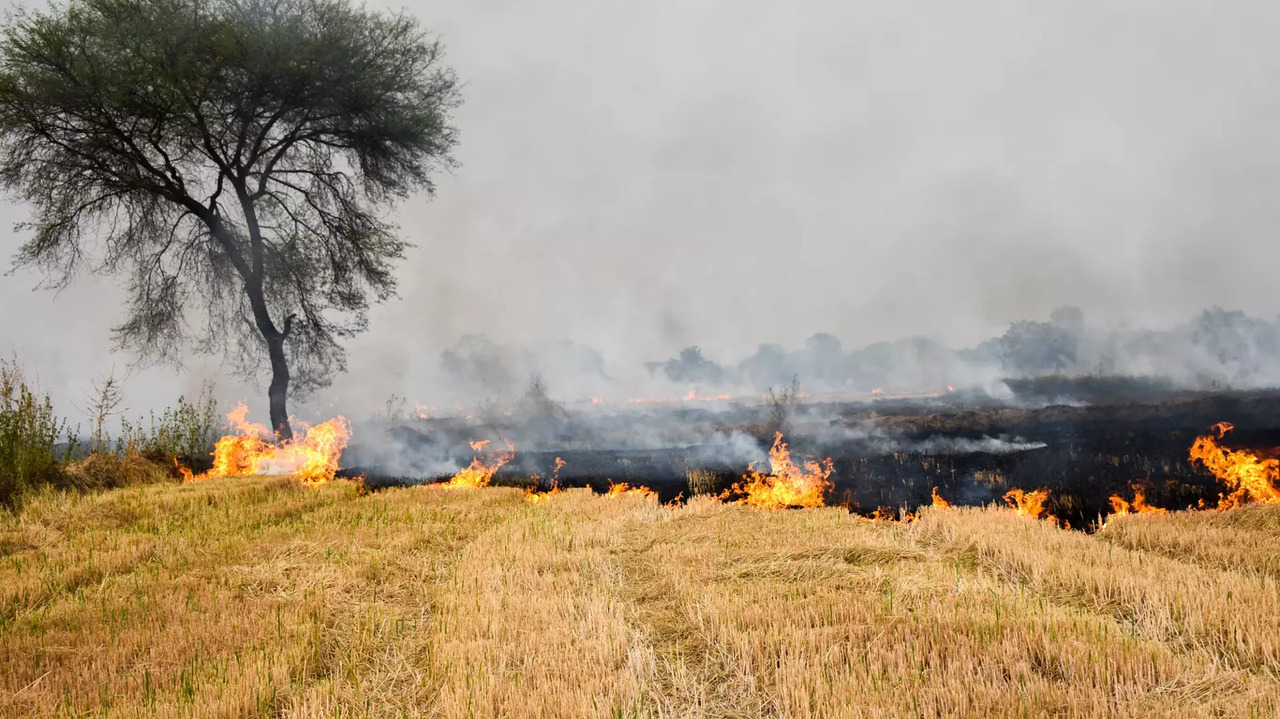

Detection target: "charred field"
[342, 378, 1278, 529]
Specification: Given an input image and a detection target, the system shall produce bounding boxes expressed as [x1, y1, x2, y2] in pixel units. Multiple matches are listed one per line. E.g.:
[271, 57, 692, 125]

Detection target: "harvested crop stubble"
[1, 479, 1277, 717]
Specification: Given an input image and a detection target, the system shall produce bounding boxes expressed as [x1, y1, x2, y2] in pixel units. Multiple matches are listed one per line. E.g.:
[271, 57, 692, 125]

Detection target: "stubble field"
[2, 476, 1279, 718]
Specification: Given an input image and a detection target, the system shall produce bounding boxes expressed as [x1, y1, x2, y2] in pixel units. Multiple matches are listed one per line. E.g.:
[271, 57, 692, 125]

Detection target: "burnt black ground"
[341, 378, 1280, 529]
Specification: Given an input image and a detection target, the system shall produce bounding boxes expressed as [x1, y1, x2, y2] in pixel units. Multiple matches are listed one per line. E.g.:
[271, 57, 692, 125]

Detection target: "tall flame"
[729, 432, 833, 509]
[1189, 422, 1280, 509]
[443, 441, 515, 488]
[1003, 488, 1050, 520]
[180, 404, 351, 488]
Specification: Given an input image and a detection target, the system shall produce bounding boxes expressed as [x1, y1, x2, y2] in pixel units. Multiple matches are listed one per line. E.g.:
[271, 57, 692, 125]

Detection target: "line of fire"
[176, 379, 1280, 532]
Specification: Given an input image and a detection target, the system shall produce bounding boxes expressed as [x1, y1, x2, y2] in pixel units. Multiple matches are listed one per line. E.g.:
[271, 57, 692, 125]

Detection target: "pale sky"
[3, 0, 1280, 421]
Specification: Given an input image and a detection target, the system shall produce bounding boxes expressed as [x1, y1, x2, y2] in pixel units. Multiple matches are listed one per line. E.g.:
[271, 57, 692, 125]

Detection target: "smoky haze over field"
[3, 0, 1280, 422]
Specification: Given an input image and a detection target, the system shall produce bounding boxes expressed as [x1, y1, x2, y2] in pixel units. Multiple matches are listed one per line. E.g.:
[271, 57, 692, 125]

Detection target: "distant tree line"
[439, 306, 1280, 396]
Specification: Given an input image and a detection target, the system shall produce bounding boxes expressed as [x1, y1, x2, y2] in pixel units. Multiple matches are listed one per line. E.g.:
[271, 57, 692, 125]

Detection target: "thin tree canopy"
[0, 0, 461, 438]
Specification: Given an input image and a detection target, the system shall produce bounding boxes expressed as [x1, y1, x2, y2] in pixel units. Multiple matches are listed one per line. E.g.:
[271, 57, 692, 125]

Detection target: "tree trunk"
[200, 210, 294, 441]
[266, 334, 293, 441]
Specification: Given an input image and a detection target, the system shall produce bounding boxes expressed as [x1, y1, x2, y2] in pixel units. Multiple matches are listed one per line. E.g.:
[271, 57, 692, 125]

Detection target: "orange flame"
[181, 404, 351, 488]
[444, 441, 514, 488]
[589, 396, 603, 405]
[525, 485, 561, 503]
[1003, 488, 1050, 520]
[728, 432, 833, 509]
[1107, 485, 1166, 518]
[871, 388, 884, 395]
[1189, 422, 1280, 509]
[683, 389, 733, 402]
[604, 481, 657, 501]
[522, 455, 569, 503]
[931, 486, 952, 508]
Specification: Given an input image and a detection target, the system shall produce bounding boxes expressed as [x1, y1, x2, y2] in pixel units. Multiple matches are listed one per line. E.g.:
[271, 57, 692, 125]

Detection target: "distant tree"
[799, 332, 845, 386]
[998, 320, 1079, 376]
[658, 346, 724, 385]
[0, 0, 461, 438]
[738, 343, 791, 389]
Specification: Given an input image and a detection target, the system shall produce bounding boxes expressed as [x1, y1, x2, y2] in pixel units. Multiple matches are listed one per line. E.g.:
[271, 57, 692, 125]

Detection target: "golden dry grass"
[2, 478, 1279, 717]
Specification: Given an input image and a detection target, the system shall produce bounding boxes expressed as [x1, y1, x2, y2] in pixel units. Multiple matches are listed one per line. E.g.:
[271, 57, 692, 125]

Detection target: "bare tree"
[0, 0, 461, 438]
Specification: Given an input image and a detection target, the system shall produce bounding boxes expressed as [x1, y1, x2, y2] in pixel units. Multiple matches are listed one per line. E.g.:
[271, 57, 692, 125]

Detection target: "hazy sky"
[3, 0, 1280, 418]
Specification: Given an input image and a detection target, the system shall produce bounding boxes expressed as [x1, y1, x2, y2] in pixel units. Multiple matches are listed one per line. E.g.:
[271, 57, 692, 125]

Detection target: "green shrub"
[119, 383, 218, 472]
[0, 361, 65, 510]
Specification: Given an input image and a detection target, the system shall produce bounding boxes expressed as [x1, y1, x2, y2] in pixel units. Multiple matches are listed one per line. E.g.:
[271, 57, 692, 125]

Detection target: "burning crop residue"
[524, 486, 561, 503]
[524, 457, 566, 503]
[1107, 485, 1166, 518]
[726, 432, 834, 509]
[180, 404, 351, 488]
[604, 481, 657, 501]
[443, 440, 515, 488]
[1003, 488, 1051, 521]
[683, 389, 732, 401]
[931, 486, 951, 508]
[1189, 422, 1280, 509]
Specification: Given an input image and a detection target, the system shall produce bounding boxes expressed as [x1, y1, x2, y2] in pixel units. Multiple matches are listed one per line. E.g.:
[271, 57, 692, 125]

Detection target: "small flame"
[444, 441, 514, 488]
[604, 481, 657, 501]
[525, 485, 561, 503]
[1188, 422, 1280, 509]
[931, 486, 952, 508]
[728, 432, 833, 509]
[946, 385, 956, 393]
[1107, 485, 1166, 518]
[180, 404, 351, 488]
[871, 388, 884, 395]
[553, 456, 566, 479]
[683, 389, 733, 402]
[589, 396, 603, 405]
[1003, 488, 1050, 520]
